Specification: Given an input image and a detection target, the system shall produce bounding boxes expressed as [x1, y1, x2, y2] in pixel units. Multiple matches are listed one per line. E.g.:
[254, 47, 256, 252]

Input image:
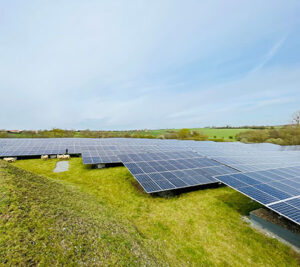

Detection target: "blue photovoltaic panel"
[268, 198, 300, 224]
[190, 141, 300, 172]
[216, 166, 300, 225]
[79, 144, 193, 164]
[119, 152, 238, 193]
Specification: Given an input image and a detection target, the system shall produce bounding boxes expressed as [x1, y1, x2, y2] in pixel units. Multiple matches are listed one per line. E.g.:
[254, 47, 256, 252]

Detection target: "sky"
[0, 1, 300, 130]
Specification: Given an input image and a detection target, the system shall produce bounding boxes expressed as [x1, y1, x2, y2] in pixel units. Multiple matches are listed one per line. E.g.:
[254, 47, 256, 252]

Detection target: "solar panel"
[79, 143, 190, 164]
[190, 143, 300, 173]
[216, 166, 300, 225]
[119, 151, 238, 193]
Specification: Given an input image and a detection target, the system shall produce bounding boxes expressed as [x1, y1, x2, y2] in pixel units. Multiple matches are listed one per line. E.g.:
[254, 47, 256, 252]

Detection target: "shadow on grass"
[101, 164, 262, 215]
[131, 180, 149, 195]
[216, 190, 262, 216]
[132, 180, 261, 216]
[150, 183, 223, 199]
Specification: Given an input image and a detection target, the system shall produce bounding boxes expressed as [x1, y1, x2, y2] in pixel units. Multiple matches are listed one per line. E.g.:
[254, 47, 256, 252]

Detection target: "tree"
[163, 132, 178, 139]
[177, 128, 191, 139]
[292, 110, 300, 126]
[191, 130, 208, 141]
[0, 131, 8, 138]
[236, 130, 269, 143]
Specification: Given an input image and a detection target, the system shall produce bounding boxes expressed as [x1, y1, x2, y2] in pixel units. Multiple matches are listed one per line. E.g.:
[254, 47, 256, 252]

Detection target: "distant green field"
[1, 158, 298, 266]
[187, 128, 251, 140]
[145, 128, 252, 141]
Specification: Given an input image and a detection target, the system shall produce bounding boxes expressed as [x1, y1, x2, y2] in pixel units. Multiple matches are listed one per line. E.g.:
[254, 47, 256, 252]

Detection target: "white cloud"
[248, 34, 288, 75]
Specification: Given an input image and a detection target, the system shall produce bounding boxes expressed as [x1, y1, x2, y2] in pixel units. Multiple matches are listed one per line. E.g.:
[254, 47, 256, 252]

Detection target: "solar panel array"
[216, 166, 300, 224]
[1, 138, 300, 225]
[81, 145, 142, 164]
[80, 144, 189, 164]
[190, 142, 300, 171]
[120, 151, 238, 193]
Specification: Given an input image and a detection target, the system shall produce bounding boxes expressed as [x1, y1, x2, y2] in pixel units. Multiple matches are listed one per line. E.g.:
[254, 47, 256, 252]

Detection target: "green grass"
[143, 128, 252, 141]
[2, 158, 299, 266]
[190, 128, 251, 141]
[0, 161, 160, 266]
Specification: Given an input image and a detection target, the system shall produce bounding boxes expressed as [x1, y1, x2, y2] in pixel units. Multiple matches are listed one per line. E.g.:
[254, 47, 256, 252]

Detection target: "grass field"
[187, 128, 251, 140]
[138, 128, 252, 141]
[0, 158, 298, 266]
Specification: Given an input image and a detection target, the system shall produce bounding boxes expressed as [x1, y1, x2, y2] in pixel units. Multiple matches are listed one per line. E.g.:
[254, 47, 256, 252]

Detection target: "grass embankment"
[2, 158, 298, 266]
[0, 161, 160, 266]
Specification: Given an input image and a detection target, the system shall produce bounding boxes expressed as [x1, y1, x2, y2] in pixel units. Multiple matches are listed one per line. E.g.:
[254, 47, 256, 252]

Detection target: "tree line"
[1, 110, 299, 145]
[236, 110, 300, 145]
[0, 128, 210, 141]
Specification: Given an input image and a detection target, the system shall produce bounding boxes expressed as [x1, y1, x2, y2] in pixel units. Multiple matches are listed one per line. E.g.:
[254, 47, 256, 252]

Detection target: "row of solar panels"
[1, 138, 300, 225]
[217, 166, 300, 225]
[120, 151, 239, 192]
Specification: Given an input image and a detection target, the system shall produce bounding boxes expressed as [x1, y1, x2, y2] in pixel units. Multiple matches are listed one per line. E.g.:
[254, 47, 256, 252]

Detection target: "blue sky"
[0, 1, 300, 130]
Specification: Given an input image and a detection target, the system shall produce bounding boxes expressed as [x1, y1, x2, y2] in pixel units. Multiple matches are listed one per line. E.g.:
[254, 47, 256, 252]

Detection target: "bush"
[163, 132, 178, 139]
[177, 129, 191, 139]
[278, 126, 300, 145]
[236, 130, 269, 143]
[269, 129, 280, 139]
[130, 133, 143, 138]
[191, 130, 208, 141]
[0, 132, 8, 138]
[266, 138, 285, 145]
[236, 126, 300, 145]
[143, 134, 155, 139]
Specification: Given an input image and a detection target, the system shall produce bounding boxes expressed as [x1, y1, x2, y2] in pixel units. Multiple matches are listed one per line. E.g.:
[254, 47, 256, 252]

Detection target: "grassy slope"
[7, 158, 300, 266]
[0, 161, 161, 266]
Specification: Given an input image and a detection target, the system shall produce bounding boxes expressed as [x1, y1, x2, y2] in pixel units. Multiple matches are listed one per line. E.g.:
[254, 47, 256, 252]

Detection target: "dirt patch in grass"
[252, 208, 300, 234]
